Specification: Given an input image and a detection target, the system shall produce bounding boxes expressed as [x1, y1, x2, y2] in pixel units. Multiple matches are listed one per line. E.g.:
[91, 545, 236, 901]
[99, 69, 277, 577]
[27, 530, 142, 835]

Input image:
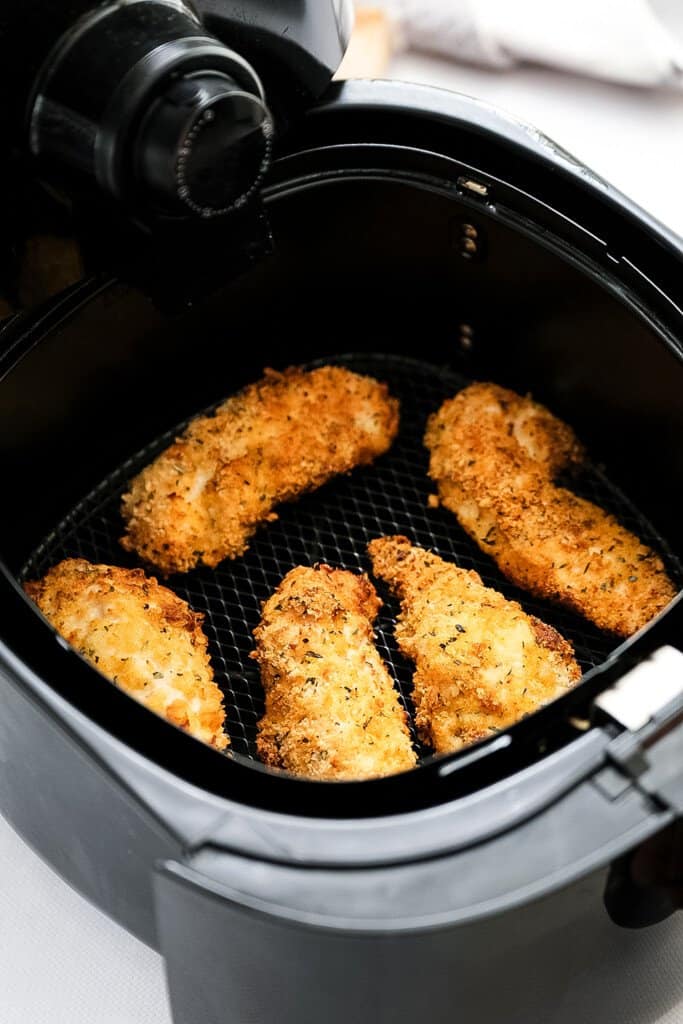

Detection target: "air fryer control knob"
[28, 0, 273, 219]
[136, 73, 272, 217]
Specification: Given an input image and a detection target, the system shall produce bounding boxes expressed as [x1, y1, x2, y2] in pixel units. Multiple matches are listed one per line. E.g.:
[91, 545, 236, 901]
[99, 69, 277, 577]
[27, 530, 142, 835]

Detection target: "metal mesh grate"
[21, 354, 682, 764]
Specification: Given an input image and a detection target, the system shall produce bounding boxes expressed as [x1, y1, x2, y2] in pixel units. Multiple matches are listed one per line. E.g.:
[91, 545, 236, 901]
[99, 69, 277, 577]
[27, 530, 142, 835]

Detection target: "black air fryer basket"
[0, 5, 682, 1024]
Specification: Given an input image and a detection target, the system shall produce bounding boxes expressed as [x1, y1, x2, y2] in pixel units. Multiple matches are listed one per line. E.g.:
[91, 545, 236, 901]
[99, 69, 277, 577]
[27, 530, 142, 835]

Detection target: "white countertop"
[1, 55, 682, 1024]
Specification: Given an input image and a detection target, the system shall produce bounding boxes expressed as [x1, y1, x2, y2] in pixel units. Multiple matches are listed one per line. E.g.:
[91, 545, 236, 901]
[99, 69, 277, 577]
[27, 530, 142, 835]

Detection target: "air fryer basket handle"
[151, 648, 683, 1023]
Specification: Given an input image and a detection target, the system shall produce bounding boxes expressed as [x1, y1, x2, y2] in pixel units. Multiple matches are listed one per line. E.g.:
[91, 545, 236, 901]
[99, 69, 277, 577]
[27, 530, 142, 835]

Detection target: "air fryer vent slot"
[21, 354, 681, 765]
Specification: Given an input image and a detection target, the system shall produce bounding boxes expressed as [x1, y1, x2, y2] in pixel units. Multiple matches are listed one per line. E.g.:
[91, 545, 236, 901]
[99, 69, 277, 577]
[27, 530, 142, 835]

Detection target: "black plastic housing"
[0, 0, 353, 306]
[0, 82, 681, 1024]
[0, 0, 351, 140]
[28, 2, 272, 213]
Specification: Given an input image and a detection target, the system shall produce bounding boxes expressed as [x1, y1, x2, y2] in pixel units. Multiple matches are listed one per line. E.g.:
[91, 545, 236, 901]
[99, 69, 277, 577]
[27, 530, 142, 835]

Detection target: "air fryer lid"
[1, 83, 682, 832]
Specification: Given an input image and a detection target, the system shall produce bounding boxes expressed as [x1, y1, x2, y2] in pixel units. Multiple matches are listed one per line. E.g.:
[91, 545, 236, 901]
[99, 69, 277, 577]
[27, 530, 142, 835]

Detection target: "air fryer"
[0, 4, 681, 1024]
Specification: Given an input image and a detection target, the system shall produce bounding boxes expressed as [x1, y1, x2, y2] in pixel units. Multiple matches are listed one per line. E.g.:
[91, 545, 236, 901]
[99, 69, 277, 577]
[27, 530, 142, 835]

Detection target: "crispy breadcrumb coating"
[121, 366, 399, 575]
[24, 559, 228, 750]
[425, 383, 676, 637]
[368, 536, 581, 754]
[252, 564, 416, 780]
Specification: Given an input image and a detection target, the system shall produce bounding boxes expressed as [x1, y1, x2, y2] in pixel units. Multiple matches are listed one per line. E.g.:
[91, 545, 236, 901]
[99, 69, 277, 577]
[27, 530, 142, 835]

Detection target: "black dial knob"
[28, 1, 273, 220]
[136, 73, 272, 217]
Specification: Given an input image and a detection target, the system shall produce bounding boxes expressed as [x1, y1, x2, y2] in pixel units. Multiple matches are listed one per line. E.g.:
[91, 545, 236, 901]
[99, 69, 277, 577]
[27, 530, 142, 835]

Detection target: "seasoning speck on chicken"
[24, 559, 228, 751]
[121, 366, 399, 575]
[425, 382, 676, 637]
[252, 564, 416, 780]
[368, 536, 581, 754]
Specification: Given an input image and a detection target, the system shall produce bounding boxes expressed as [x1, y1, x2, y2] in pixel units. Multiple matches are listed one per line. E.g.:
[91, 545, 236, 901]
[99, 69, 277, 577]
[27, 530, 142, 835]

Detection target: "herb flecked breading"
[25, 559, 228, 751]
[121, 366, 399, 575]
[252, 564, 416, 780]
[425, 382, 676, 637]
[368, 536, 581, 754]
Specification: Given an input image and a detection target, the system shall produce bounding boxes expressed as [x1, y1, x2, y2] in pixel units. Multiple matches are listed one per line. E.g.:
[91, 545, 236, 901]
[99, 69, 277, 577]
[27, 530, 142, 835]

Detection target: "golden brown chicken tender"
[368, 536, 582, 754]
[252, 564, 416, 780]
[24, 559, 228, 750]
[425, 383, 676, 637]
[121, 366, 399, 575]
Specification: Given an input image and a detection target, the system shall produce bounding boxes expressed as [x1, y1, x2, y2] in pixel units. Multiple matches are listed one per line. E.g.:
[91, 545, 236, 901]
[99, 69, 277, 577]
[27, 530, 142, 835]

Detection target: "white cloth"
[373, 0, 683, 88]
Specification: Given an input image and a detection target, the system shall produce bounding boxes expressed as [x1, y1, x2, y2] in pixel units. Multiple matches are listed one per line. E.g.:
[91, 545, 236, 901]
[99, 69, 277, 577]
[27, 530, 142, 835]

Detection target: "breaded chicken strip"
[121, 366, 399, 575]
[24, 559, 228, 750]
[252, 564, 416, 780]
[425, 383, 676, 637]
[368, 536, 581, 754]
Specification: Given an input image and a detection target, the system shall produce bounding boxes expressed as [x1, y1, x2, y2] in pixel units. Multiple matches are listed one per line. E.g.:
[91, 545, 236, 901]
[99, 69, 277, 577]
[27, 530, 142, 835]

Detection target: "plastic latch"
[596, 646, 683, 731]
[596, 646, 683, 814]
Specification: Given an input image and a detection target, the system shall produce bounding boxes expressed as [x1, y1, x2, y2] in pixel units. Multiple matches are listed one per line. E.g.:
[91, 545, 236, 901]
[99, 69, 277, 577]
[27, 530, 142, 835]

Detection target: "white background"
[1, 38, 682, 1024]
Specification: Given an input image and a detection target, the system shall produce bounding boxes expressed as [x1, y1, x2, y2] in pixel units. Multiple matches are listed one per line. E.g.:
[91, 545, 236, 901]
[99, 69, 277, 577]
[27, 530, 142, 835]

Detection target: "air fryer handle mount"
[594, 645, 683, 927]
[594, 645, 683, 816]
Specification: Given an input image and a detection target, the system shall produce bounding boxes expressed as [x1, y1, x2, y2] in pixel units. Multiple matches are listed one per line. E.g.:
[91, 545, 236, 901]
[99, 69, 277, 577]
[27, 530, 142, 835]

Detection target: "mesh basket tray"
[21, 353, 681, 763]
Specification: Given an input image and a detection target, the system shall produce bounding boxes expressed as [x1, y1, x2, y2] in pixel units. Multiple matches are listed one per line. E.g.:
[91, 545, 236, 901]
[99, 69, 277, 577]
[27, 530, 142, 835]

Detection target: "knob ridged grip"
[136, 73, 273, 217]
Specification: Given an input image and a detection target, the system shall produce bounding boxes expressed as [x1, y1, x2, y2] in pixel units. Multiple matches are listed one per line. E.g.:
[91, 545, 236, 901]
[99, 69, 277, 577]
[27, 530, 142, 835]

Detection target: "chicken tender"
[121, 366, 399, 575]
[425, 383, 676, 637]
[252, 564, 416, 780]
[368, 536, 581, 754]
[24, 559, 228, 750]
